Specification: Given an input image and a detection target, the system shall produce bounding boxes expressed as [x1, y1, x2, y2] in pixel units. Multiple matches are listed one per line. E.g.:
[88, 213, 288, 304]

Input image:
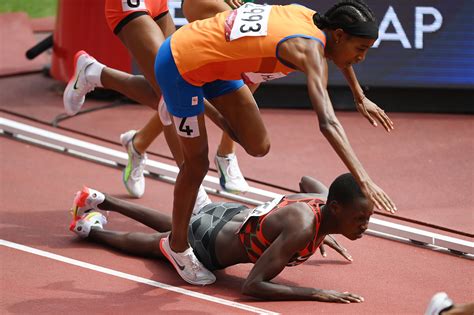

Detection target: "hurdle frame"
[1, 117, 472, 257]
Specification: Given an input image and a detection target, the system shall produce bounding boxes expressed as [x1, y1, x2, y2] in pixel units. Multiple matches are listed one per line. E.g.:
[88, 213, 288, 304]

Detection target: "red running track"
[1, 114, 473, 314]
[1, 73, 473, 235]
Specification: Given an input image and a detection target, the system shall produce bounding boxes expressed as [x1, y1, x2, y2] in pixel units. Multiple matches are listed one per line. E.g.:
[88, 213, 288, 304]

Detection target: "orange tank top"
[170, 4, 326, 86]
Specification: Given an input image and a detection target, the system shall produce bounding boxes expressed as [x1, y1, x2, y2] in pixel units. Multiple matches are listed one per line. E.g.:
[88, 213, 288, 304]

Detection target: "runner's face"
[339, 197, 374, 240]
[331, 33, 375, 69]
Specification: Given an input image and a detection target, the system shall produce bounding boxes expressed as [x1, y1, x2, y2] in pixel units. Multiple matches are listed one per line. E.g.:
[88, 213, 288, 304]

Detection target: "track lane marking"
[0, 239, 279, 315]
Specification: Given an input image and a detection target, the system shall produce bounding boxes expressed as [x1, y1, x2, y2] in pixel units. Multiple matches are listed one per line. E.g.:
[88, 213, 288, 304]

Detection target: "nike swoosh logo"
[73, 73, 80, 90]
[170, 254, 185, 270]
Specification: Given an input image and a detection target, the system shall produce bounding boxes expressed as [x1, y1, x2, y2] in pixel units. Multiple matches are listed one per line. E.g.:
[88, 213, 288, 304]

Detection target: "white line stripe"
[0, 239, 279, 315]
[2, 117, 472, 254]
[0, 117, 282, 201]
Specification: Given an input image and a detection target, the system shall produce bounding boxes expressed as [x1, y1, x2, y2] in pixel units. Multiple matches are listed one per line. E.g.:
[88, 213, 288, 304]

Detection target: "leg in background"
[299, 176, 329, 195]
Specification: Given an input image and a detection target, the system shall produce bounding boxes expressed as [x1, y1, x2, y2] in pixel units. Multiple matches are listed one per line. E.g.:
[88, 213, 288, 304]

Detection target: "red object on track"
[50, 0, 131, 82]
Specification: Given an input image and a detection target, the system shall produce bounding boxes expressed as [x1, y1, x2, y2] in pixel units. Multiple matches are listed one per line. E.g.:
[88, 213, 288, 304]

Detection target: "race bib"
[236, 195, 284, 233]
[225, 3, 272, 41]
[173, 116, 200, 138]
[122, 0, 146, 12]
[241, 71, 287, 84]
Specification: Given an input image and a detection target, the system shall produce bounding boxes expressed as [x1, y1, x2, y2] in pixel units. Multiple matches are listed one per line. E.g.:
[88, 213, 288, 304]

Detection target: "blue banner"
[168, 0, 474, 88]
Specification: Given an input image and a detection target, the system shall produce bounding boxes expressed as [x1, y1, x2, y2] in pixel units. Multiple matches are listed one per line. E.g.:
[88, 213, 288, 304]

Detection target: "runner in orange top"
[64, 0, 252, 202]
[171, 4, 327, 86]
[153, 2, 396, 276]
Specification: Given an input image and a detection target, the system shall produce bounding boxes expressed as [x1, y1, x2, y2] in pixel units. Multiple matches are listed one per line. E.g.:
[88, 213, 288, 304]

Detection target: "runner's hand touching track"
[320, 235, 353, 262]
[313, 289, 364, 303]
[356, 96, 394, 132]
[361, 179, 397, 213]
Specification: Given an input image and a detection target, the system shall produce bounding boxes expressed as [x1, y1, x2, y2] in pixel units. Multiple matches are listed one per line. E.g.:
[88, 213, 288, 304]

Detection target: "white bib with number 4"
[226, 3, 272, 41]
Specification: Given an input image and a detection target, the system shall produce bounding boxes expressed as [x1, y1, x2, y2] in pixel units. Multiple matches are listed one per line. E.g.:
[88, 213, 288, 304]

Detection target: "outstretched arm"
[278, 39, 396, 213]
[241, 207, 362, 302]
[341, 66, 394, 132]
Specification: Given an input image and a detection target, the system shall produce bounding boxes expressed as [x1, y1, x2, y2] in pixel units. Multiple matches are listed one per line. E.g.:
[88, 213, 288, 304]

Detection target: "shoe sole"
[159, 238, 215, 286]
[63, 50, 89, 116]
[71, 212, 106, 238]
[69, 187, 90, 231]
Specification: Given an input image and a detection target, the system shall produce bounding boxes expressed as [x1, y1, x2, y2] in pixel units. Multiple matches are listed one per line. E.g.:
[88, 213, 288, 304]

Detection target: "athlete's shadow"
[141, 259, 303, 301]
[0, 209, 158, 250]
[0, 210, 72, 247]
[7, 280, 211, 314]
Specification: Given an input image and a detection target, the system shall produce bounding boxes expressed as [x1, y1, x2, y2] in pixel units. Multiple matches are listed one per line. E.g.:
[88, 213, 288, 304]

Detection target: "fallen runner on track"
[69, 173, 371, 302]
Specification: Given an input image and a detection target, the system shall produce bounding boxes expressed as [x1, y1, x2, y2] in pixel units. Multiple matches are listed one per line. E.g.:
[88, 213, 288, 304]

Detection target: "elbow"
[241, 281, 261, 299]
[319, 118, 337, 134]
[181, 157, 210, 183]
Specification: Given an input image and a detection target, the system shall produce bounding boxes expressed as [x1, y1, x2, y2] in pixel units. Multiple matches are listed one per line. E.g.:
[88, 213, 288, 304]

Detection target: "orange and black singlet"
[238, 196, 324, 266]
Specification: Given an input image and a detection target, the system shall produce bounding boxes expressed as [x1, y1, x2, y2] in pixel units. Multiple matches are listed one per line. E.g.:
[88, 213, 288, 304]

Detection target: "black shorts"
[188, 202, 247, 270]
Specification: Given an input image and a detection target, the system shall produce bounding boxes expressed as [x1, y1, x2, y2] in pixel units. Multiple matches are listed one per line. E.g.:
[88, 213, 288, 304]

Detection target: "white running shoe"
[425, 292, 454, 315]
[70, 211, 107, 238]
[71, 186, 105, 218]
[214, 153, 249, 194]
[120, 130, 147, 198]
[63, 51, 98, 116]
[193, 185, 212, 215]
[159, 236, 216, 285]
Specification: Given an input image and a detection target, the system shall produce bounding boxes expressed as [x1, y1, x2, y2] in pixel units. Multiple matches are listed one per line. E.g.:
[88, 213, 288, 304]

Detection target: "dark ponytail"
[313, 0, 378, 39]
[313, 11, 331, 29]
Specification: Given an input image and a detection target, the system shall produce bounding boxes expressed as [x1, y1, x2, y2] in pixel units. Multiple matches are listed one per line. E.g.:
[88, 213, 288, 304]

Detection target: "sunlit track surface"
[2, 116, 473, 257]
[1, 113, 473, 314]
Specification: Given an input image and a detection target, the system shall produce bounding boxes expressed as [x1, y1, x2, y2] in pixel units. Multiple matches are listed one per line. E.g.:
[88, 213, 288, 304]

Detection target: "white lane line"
[0, 239, 279, 315]
[2, 117, 473, 255]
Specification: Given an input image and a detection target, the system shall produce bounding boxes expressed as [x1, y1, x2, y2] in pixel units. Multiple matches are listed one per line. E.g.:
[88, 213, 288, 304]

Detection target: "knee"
[245, 138, 271, 157]
[183, 156, 209, 181]
[194, 157, 210, 178]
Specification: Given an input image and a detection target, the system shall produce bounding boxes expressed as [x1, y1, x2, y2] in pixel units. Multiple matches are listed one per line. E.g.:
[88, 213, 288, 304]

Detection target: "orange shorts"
[105, 0, 169, 34]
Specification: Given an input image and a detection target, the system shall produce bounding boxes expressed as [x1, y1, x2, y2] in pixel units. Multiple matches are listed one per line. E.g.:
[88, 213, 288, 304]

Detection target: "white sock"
[85, 61, 105, 87]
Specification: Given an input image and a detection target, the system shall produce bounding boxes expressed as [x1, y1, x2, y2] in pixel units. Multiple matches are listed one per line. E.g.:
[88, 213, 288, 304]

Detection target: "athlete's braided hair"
[313, 0, 376, 30]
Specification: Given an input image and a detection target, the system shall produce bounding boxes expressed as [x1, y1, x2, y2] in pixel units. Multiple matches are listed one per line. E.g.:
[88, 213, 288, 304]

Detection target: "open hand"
[356, 96, 394, 132]
[320, 235, 353, 262]
[313, 289, 364, 303]
[361, 179, 397, 213]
